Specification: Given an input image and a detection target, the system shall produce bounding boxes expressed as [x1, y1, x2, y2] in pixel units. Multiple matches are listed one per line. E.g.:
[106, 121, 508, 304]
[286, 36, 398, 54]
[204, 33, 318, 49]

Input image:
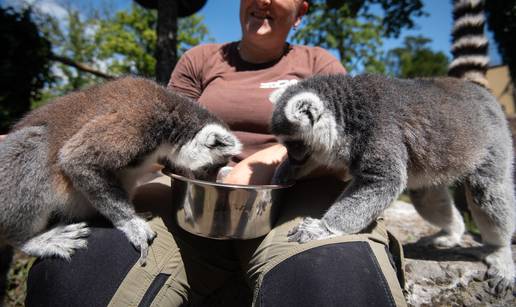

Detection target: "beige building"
[486, 65, 515, 115]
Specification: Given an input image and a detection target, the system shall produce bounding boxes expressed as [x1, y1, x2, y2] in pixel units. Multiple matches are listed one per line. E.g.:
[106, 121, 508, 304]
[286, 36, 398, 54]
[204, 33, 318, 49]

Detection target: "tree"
[485, 0, 516, 95]
[134, 0, 208, 84]
[155, 0, 178, 85]
[293, 0, 425, 73]
[96, 4, 158, 77]
[1, 1, 209, 111]
[177, 14, 210, 55]
[29, 2, 210, 98]
[95, 4, 210, 78]
[0, 7, 52, 133]
[386, 36, 449, 78]
[38, 5, 104, 95]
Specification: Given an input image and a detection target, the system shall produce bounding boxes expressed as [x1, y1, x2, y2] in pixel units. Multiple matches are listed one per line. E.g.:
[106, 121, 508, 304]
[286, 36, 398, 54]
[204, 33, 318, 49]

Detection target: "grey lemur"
[0, 76, 241, 268]
[269, 0, 514, 294]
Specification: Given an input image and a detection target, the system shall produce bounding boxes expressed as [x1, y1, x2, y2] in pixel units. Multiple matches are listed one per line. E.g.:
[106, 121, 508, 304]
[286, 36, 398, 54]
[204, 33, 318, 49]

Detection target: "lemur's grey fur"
[269, 0, 514, 293]
[0, 77, 241, 267]
[270, 73, 515, 293]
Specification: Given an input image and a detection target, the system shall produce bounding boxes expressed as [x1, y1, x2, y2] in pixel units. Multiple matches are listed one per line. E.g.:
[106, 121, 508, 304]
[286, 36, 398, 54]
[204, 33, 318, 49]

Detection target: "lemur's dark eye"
[207, 138, 226, 149]
[206, 140, 224, 149]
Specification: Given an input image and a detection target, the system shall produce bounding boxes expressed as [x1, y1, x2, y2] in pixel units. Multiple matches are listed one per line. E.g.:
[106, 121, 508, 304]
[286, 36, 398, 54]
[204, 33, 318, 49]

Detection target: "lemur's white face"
[270, 86, 339, 171]
[172, 124, 241, 179]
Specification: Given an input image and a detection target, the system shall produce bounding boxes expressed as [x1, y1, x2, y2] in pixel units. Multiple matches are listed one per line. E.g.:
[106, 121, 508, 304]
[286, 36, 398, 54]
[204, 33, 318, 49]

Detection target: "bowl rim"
[162, 169, 294, 190]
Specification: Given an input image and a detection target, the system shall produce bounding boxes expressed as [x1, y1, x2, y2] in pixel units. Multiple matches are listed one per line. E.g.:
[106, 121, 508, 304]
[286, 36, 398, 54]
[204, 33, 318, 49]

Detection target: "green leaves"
[386, 35, 449, 78]
[38, 6, 102, 92]
[23, 2, 210, 104]
[94, 4, 209, 78]
[96, 4, 158, 77]
[178, 14, 211, 55]
[0, 7, 52, 132]
[292, 0, 425, 74]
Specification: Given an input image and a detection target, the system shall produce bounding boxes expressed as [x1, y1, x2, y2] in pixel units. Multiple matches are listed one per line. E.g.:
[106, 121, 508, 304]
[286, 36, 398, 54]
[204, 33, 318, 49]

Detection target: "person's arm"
[312, 47, 347, 75]
[168, 47, 204, 100]
[222, 144, 351, 185]
[0, 135, 6, 142]
[222, 144, 287, 185]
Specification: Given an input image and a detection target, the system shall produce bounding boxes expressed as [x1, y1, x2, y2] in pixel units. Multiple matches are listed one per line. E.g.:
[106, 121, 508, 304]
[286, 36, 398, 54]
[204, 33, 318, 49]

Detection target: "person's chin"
[245, 18, 273, 35]
[245, 26, 273, 39]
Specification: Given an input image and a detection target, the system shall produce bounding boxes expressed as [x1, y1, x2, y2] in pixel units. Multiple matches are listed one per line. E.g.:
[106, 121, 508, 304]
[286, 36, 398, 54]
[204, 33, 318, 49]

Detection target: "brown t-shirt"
[168, 42, 346, 163]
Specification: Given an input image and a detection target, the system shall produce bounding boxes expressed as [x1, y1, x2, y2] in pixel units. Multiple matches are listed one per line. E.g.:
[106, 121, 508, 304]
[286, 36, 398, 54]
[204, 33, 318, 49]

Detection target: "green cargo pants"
[108, 175, 406, 307]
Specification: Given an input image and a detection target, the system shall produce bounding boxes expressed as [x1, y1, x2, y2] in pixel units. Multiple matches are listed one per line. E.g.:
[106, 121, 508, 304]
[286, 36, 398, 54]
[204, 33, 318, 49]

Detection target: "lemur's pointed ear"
[205, 125, 242, 155]
[285, 92, 324, 127]
[269, 86, 289, 105]
[269, 80, 299, 104]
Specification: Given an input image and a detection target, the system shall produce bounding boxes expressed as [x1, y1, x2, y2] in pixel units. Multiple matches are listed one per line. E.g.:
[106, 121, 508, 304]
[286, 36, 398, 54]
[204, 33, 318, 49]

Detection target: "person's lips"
[251, 11, 272, 20]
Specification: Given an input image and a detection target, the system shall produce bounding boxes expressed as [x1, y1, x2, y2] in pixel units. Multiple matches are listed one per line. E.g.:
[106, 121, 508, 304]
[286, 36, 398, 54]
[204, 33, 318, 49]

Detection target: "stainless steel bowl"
[164, 171, 294, 240]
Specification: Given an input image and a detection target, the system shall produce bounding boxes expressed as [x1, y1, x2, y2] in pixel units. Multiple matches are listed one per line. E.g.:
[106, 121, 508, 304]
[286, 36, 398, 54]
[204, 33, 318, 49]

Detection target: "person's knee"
[256, 242, 398, 307]
[26, 225, 139, 307]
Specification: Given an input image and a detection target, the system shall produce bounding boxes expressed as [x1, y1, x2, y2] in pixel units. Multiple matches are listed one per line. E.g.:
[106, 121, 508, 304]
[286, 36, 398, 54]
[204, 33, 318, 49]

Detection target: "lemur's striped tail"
[448, 0, 489, 87]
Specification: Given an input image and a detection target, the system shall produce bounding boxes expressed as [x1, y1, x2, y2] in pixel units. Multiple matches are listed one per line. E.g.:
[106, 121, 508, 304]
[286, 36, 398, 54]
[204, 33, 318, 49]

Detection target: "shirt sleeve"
[168, 50, 203, 100]
[312, 47, 347, 75]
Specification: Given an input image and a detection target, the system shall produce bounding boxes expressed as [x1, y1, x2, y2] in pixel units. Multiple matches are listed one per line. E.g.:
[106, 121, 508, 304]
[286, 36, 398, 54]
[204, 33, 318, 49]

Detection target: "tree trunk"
[156, 0, 178, 85]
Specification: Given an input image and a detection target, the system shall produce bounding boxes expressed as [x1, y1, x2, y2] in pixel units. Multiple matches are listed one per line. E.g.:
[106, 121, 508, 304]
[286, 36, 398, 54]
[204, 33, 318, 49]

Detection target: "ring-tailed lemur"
[0, 77, 241, 268]
[269, 0, 514, 294]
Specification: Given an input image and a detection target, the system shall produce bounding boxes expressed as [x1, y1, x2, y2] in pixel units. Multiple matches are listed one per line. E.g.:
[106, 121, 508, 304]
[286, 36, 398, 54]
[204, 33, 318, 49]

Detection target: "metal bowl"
[164, 170, 294, 240]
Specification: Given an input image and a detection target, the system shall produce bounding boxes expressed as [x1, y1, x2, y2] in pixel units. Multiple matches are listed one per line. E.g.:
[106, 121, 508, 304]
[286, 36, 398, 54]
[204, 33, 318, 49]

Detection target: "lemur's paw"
[49, 223, 90, 259]
[485, 246, 515, 295]
[21, 222, 91, 260]
[117, 217, 156, 266]
[288, 217, 338, 243]
[432, 234, 462, 248]
[419, 230, 462, 248]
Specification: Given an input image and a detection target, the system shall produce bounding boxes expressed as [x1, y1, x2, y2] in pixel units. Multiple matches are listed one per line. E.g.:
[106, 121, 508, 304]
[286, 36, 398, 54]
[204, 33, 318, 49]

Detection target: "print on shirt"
[260, 79, 298, 89]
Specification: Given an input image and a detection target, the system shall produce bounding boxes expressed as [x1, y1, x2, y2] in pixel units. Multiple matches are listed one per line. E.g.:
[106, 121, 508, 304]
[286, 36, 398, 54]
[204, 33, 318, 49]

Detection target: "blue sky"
[197, 0, 501, 66]
[3, 0, 502, 68]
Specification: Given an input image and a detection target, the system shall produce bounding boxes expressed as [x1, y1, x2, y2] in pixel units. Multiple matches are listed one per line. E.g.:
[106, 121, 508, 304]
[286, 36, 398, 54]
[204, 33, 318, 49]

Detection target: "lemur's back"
[349, 74, 501, 121]
[344, 74, 510, 178]
[308, 73, 506, 137]
[13, 77, 176, 167]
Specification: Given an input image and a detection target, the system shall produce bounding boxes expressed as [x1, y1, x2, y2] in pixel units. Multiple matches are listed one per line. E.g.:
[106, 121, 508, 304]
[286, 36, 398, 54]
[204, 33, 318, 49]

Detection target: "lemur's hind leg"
[464, 158, 515, 294]
[58, 115, 156, 265]
[0, 126, 90, 260]
[409, 185, 465, 248]
[17, 223, 90, 260]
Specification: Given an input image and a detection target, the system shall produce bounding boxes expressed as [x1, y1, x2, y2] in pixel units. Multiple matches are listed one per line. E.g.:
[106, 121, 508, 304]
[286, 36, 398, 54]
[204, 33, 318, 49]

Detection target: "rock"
[383, 201, 516, 307]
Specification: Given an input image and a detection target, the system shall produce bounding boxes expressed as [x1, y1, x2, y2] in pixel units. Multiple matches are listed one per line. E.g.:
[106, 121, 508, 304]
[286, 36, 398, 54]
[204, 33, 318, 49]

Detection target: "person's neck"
[237, 39, 288, 64]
